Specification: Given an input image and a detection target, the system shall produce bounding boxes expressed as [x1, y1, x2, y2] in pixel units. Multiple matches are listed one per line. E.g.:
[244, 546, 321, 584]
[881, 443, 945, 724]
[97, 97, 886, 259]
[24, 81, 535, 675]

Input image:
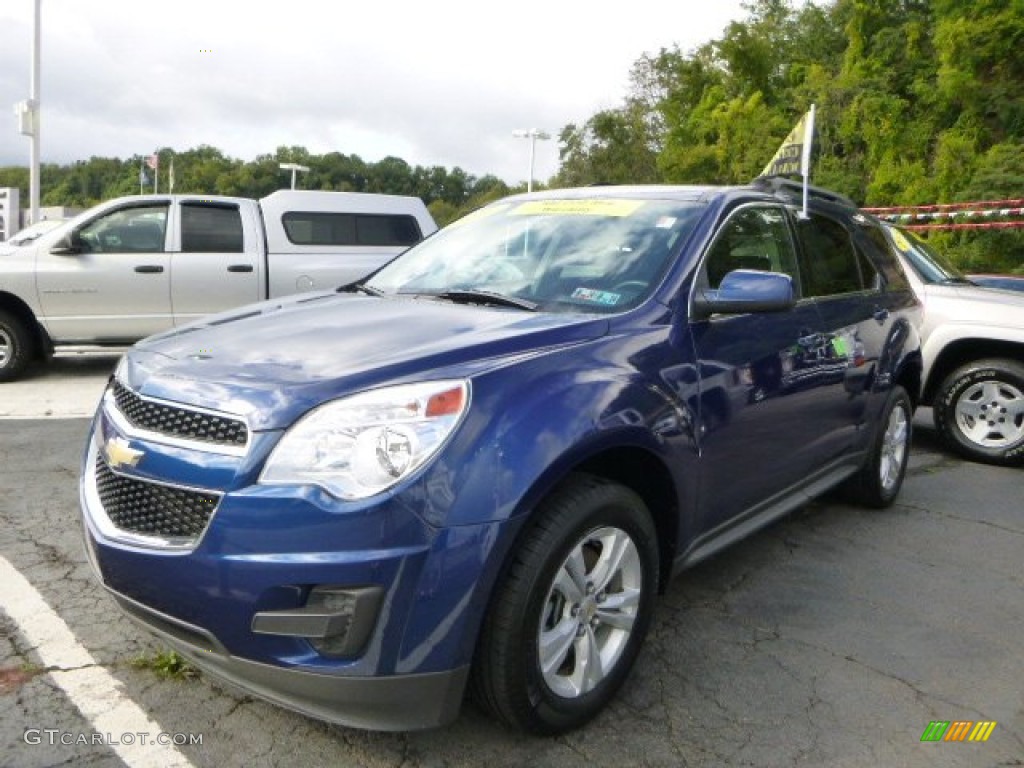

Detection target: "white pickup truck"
[0, 190, 436, 380]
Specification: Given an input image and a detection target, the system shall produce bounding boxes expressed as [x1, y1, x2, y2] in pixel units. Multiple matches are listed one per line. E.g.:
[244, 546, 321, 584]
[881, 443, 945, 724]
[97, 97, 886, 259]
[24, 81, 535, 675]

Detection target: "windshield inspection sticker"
[571, 287, 622, 306]
[513, 200, 646, 217]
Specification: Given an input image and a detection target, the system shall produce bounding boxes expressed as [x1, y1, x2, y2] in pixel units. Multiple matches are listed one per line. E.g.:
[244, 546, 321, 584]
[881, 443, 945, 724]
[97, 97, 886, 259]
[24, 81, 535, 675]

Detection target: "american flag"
[145, 154, 159, 170]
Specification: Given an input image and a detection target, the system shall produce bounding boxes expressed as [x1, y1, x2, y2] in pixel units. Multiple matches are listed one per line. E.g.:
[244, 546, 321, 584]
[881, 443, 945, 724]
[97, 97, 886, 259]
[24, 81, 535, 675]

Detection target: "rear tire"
[471, 474, 658, 734]
[844, 385, 912, 508]
[0, 310, 35, 382]
[933, 359, 1024, 466]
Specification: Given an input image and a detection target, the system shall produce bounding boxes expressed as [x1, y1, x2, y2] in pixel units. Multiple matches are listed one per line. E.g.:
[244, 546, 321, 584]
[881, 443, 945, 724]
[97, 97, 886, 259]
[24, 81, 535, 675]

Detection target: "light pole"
[512, 128, 551, 193]
[14, 0, 42, 225]
[279, 162, 310, 190]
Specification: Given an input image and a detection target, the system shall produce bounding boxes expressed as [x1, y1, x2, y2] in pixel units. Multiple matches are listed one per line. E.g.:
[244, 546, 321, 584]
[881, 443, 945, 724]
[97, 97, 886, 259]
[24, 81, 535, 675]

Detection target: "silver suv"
[882, 224, 1024, 465]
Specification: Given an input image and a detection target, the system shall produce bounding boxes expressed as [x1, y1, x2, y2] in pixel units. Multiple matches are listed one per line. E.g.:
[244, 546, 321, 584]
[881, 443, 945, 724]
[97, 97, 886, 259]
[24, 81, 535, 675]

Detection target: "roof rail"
[751, 175, 858, 209]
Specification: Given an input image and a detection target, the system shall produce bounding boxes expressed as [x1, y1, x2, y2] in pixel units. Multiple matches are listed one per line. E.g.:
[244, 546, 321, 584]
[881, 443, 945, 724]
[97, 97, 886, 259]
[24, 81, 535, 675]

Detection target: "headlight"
[260, 380, 469, 499]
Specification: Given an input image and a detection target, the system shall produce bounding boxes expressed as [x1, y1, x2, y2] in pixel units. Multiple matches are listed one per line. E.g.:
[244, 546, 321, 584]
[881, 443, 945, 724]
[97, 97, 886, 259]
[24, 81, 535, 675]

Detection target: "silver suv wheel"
[471, 475, 658, 734]
[538, 525, 642, 698]
[935, 358, 1024, 466]
[953, 380, 1024, 449]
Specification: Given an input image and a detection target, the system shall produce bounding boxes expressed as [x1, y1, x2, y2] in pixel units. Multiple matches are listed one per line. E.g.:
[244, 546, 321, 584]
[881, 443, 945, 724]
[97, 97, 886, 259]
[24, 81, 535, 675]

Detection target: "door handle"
[227, 264, 254, 273]
[873, 307, 889, 322]
[134, 265, 164, 274]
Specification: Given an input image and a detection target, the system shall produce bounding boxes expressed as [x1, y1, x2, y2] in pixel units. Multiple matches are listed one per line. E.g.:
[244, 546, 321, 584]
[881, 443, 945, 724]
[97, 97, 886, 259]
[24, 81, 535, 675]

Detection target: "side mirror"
[50, 231, 83, 255]
[692, 269, 795, 319]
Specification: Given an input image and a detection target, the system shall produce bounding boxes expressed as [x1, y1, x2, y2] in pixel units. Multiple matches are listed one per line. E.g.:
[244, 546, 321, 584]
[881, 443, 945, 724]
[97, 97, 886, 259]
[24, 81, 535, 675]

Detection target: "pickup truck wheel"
[934, 359, 1024, 466]
[471, 474, 658, 734]
[843, 385, 912, 508]
[0, 310, 35, 382]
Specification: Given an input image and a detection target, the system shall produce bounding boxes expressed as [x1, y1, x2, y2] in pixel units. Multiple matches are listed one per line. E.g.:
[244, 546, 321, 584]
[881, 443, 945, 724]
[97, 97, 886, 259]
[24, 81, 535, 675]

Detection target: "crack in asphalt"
[790, 637, 1024, 754]
[900, 502, 1024, 536]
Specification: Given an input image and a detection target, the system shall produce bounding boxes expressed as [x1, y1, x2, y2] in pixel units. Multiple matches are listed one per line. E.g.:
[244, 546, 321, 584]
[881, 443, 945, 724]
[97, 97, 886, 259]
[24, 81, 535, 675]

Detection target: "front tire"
[933, 359, 1024, 466]
[844, 385, 912, 508]
[0, 310, 35, 382]
[471, 474, 659, 734]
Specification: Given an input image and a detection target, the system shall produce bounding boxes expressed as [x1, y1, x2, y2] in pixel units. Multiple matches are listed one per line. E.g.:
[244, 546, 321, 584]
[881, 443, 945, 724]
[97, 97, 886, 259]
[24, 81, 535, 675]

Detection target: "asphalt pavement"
[0, 364, 1022, 767]
[0, 350, 121, 419]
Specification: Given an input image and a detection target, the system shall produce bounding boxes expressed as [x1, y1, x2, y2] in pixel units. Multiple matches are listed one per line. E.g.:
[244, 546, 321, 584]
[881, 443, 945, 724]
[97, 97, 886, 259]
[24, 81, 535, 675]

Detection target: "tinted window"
[859, 222, 909, 292]
[704, 206, 800, 292]
[282, 212, 422, 246]
[796, 214, 876, 296]
[181, 204, 243, 253]
[78, 204, 168, 253]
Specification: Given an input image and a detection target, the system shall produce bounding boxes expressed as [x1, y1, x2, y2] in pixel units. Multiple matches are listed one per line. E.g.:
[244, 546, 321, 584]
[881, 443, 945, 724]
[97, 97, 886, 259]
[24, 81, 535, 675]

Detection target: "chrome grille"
[94, 456, 219, 539]
[112, 380, 248, 447]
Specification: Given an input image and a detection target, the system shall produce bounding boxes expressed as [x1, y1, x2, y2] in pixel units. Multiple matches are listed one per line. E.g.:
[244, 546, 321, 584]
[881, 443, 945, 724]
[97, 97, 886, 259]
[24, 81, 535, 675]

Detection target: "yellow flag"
[761, 105, 815, 178]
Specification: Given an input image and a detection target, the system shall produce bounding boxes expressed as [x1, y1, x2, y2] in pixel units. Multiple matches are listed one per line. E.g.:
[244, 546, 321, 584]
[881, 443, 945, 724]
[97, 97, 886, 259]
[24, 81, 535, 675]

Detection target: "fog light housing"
[251, 585, 383, 658]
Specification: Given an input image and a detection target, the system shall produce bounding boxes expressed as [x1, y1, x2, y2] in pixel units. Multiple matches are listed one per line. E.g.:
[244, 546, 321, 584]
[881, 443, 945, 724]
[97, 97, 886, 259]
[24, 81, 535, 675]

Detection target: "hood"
[918, 282, 1024, 338]
[122, 291, 609, 430]
[921, 282, 1024, 315]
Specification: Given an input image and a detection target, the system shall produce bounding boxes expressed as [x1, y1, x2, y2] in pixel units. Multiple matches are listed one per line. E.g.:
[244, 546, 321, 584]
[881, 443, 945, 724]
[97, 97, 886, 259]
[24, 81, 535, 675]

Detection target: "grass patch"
[130, 649, 198, 681]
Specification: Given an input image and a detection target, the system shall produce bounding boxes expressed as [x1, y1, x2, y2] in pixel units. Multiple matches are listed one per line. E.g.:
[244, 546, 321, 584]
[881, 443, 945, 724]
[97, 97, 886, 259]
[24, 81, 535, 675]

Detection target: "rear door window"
[181, 203, 244, 253]
[796, 214, 879, 296]
[858, 222, 910, 292]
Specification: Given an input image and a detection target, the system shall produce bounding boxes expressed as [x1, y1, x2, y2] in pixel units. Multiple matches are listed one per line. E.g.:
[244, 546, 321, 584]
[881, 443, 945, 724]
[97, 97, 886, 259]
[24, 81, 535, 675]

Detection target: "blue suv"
[80, 180, 922, 734]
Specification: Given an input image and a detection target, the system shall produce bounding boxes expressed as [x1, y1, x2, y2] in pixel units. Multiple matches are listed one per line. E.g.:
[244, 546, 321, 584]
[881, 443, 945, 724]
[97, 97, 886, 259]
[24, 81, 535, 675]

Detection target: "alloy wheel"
[538, 526, 643, 699]
[880, 401, 909, 493]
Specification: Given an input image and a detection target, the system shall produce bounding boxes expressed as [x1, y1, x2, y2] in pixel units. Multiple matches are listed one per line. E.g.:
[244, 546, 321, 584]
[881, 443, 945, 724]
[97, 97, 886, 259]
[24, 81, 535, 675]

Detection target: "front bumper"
[79, 386, 512, 731]
[104, 584, 468, 731]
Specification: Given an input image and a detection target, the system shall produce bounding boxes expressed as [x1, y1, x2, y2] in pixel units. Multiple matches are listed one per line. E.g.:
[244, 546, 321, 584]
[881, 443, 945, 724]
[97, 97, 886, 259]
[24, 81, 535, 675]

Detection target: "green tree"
[552, 0, 1024, 271]
[554, 103, 660, 187]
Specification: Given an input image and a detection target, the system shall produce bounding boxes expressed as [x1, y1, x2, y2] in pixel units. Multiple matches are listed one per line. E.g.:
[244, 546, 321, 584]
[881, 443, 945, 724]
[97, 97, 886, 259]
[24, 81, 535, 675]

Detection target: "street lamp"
[279, 162, 310, 190]
[512, 128, 551, 193]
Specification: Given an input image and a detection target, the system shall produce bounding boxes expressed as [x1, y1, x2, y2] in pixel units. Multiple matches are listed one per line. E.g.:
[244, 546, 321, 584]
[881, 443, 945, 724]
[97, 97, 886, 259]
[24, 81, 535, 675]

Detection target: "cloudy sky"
[1, 1, 748, 186]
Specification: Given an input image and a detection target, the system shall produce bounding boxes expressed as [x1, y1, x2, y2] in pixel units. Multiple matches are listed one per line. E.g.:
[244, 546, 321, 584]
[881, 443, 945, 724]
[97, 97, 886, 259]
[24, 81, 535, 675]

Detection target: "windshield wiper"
[432, 289, 538, 311]
[338, 281, 386, 297]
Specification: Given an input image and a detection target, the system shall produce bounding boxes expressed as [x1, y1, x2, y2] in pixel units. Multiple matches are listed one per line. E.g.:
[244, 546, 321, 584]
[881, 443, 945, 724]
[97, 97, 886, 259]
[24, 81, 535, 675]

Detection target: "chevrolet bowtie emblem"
[104, 436, 144, 470]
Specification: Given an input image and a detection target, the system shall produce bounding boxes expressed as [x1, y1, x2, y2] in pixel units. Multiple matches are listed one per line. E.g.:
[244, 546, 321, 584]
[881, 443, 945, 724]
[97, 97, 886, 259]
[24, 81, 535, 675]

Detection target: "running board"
[672, 456, 863, 575]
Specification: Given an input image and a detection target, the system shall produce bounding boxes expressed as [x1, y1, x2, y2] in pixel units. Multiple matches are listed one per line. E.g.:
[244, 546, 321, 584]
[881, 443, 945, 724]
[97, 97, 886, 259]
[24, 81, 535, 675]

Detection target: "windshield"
[365, 198, 705, 313]
[885, 225, 967, 284]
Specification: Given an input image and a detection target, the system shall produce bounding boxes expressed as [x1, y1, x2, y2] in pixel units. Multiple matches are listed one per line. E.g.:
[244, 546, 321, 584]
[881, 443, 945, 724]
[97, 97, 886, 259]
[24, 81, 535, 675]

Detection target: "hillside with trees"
[555, 0, 1024, 273]
[1, 0, 1021, 270]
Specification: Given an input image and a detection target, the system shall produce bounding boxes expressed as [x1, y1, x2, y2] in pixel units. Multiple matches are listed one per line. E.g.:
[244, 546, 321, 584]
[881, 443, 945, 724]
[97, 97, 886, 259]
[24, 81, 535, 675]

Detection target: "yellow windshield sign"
[890, 228, 912, 252]
[512, 200, 646, 217]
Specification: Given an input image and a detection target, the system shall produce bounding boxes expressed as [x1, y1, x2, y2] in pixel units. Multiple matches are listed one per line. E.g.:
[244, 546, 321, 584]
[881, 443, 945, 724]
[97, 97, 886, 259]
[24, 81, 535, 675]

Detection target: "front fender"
[921, 321, 1024, 391]
[394, 360, 696, 673]
[436, 365, 693, 530]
